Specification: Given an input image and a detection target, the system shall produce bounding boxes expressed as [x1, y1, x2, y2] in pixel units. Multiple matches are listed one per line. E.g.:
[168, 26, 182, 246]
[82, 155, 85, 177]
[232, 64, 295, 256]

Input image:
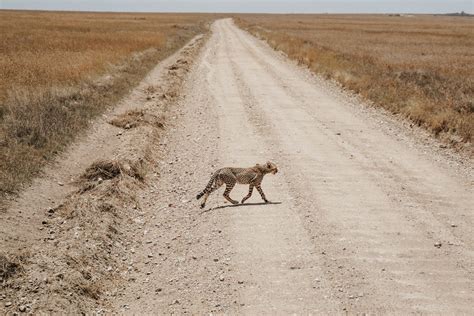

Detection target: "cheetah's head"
[265, 161, 278, 174]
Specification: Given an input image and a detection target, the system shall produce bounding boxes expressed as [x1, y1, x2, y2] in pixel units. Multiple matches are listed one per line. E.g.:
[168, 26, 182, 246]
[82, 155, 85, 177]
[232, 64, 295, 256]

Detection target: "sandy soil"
[2, 19, 473, 314]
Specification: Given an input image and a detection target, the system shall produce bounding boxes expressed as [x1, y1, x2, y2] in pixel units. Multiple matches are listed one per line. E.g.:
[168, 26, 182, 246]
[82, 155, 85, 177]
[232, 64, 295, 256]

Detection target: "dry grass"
[0, 10, 214, 201]
[236, 14, 474, 148]
[80, 159, 146, 182]
[0, 33, 207, 313]
[109, 109, 165, 129]
[0, 253, 27, 282]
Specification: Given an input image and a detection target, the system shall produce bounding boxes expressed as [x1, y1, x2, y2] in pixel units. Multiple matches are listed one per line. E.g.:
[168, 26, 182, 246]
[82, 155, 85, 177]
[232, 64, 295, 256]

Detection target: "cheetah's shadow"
[200, 201, 282, 214]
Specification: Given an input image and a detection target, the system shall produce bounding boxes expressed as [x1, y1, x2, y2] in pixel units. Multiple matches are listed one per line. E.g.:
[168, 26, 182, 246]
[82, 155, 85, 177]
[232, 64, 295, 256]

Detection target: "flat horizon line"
[1, 8, 473, 15]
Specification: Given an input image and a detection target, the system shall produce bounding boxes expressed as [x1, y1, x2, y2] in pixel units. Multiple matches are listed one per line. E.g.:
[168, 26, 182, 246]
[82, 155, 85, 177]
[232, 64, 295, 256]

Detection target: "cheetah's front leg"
[241, 185, 254, 204]
[256, 185, 269, 203]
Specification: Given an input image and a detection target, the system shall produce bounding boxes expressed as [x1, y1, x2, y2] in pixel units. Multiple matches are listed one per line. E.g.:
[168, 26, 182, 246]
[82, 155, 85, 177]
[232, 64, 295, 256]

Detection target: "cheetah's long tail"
[196, 172, 218, 200]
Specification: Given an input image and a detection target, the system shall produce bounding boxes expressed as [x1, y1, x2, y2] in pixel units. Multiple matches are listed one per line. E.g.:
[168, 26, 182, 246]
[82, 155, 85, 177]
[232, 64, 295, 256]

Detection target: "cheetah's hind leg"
[223, 182, 239, 205]
[200, 180, 222, 209]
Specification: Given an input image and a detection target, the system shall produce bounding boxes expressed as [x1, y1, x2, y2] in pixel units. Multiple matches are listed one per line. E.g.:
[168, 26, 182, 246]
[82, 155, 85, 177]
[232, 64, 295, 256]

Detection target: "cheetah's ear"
[266, 162, 271, 168]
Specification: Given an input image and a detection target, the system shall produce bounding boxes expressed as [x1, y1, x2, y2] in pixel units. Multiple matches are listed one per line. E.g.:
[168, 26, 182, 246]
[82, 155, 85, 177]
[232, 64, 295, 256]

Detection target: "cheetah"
[196, 161, 278, 208]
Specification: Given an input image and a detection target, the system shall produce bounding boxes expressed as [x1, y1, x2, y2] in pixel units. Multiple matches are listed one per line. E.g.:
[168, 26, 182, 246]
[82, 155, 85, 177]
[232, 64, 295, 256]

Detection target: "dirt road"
[110, 19, 473, 314]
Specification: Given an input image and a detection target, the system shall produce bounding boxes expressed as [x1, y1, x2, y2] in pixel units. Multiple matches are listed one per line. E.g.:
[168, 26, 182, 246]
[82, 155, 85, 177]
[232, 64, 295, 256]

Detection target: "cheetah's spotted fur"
[196, 161, 278, 208]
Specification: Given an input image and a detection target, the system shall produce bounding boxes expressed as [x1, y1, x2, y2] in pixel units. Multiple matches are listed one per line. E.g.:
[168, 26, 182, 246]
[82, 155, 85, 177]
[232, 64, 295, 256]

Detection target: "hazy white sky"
[1, 0, 472, 13]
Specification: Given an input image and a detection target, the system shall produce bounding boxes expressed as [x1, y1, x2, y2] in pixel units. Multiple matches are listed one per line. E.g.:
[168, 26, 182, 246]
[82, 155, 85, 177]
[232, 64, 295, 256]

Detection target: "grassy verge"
[235, 15, 473, 151]
[0, 10, 214, 201]
[0, 35, 205, 314]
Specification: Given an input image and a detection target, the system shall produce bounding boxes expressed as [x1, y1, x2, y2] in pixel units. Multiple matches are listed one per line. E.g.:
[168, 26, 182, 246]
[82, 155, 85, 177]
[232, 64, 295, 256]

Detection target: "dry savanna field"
[236, 14, 474, 148]
[0, 10, 214, 201]
[1, 12, 473, 202]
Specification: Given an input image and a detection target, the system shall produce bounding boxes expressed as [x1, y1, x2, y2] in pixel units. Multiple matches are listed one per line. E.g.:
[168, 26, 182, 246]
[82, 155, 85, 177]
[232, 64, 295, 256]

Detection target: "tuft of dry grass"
[0, 10, 214, 202]
[0, 253, 27, 282]
[81, 159, 146, 182]
[236, 14, 474, 148]
[109, 109, 165, 129]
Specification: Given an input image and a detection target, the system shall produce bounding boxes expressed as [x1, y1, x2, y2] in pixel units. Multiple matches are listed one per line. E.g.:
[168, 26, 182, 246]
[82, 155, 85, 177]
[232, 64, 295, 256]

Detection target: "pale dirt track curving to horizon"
[111, 19, 473, 314]
[2, 18, 472, 314]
